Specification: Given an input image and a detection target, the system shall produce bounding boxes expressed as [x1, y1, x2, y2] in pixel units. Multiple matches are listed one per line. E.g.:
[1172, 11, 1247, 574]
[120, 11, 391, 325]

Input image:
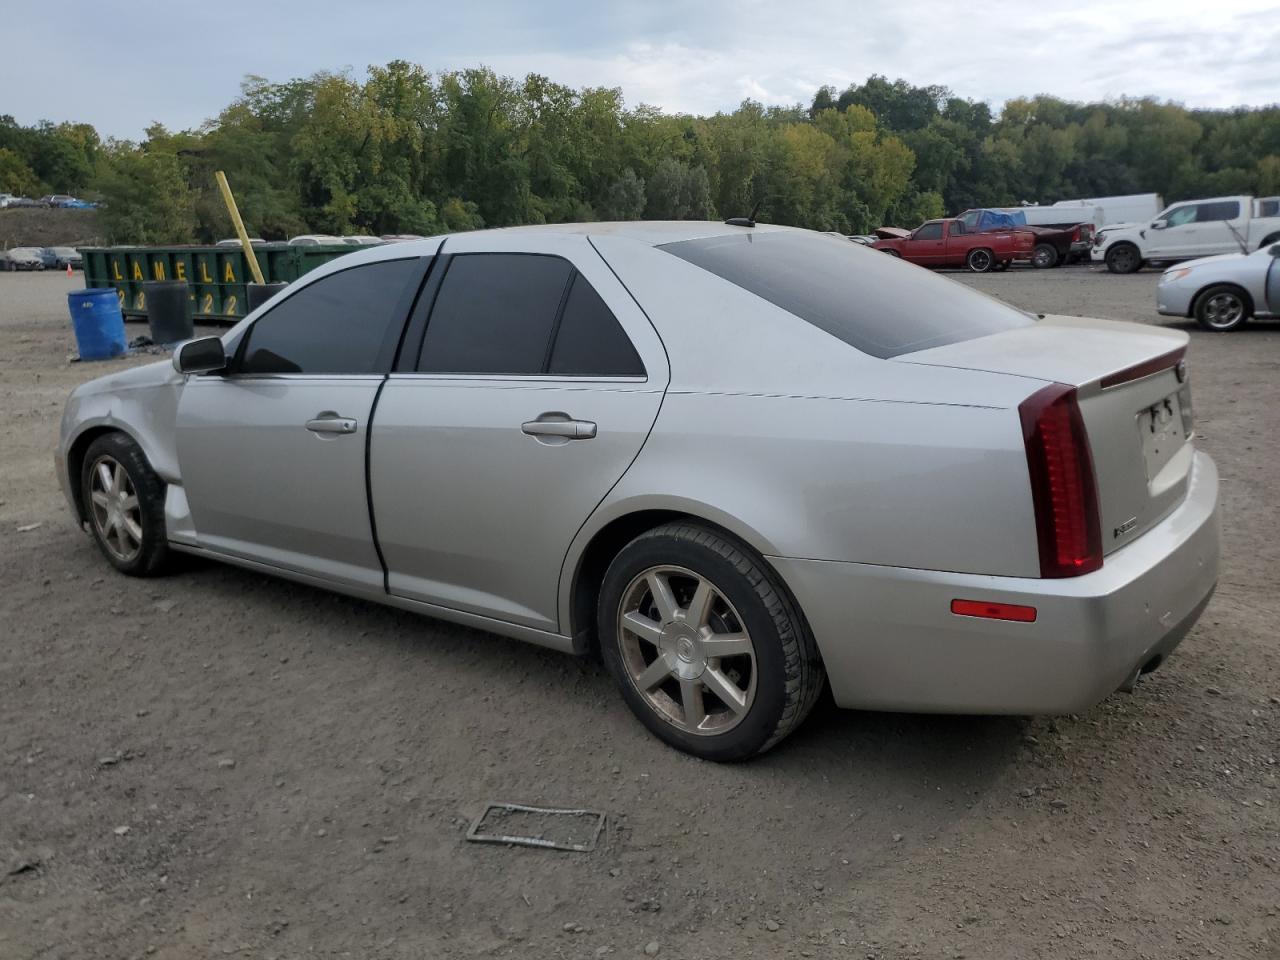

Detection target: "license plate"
[1137, 393, 1185, 480]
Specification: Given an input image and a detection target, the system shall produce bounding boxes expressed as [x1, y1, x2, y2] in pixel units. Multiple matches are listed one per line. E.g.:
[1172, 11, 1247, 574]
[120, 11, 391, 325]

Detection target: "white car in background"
[1094, 195, 1280, 273]
[1157, 242, 1280, 331]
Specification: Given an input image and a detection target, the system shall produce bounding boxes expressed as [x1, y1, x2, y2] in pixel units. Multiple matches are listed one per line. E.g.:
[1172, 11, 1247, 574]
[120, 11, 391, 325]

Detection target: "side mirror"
[1151, 219, 1168, 230]
[173, 336, 227, 375]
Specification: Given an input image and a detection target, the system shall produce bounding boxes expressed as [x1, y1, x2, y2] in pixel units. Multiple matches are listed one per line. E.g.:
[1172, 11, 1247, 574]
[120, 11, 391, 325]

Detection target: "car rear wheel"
[1031, 243, 1059, 269]
[1194, 284, 1251, 332]
[598, 522, 825, 761]
[1105, 243, 1143, 274]
[80, 432, 173, 576]
[966, 248, 994, 272]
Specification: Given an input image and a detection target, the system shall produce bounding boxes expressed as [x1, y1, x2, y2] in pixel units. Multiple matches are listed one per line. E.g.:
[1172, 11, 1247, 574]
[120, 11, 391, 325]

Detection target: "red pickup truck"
[871, 218, 1035, 272]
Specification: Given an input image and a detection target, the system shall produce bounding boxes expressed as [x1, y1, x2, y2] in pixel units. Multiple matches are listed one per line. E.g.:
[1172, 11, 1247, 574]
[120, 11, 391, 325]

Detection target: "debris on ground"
[466, 802, 606, 853]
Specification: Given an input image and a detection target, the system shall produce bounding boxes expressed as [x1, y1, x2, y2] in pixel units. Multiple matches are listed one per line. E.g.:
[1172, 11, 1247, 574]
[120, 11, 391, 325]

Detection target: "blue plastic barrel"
[68, 288, 127, 361]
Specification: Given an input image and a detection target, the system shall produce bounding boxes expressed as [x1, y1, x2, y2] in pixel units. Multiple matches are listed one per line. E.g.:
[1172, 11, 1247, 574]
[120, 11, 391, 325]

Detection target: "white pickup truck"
[1092, 195, 1280, 273]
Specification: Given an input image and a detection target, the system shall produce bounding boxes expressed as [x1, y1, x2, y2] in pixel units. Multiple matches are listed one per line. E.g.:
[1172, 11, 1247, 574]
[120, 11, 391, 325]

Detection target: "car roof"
[364, 221, 797, 260]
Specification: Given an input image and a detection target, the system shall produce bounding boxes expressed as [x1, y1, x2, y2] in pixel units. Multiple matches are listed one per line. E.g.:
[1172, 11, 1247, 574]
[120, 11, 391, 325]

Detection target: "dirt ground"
[1, 264, 1277, 960]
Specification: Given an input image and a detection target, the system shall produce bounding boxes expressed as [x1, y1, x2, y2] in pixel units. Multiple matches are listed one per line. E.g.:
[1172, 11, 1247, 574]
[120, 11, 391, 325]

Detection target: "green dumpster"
[77, 243, 355, 323]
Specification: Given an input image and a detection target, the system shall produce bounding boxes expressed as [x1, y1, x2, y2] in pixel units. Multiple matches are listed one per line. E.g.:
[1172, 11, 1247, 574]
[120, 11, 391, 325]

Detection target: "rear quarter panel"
[563, 236, 1053, 633]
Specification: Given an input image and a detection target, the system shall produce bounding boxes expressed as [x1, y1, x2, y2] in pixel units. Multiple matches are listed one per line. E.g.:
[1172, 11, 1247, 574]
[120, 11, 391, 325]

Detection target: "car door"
[902, 221, 946, 265]
[942, 220, 967, 265]
[370, 233, 670, 633]
[1195, 199, 1244, 255]
[1149, 203, 1199, 258]
[174, 253, 432, 590]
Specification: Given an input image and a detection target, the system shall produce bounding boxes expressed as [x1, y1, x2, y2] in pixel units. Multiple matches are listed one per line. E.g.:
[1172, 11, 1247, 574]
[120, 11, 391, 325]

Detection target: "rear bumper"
[771, 450, 1220, 714]
[1070, 240, 1092, 255]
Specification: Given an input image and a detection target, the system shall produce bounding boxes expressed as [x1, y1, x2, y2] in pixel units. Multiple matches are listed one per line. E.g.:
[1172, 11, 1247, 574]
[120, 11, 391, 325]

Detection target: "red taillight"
[1019, 384, 1102, 578]
[951, 599, 1038, 622]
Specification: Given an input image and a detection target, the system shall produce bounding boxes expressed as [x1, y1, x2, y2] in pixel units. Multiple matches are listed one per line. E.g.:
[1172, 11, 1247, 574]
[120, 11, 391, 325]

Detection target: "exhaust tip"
[1118, 655, 1165, 694]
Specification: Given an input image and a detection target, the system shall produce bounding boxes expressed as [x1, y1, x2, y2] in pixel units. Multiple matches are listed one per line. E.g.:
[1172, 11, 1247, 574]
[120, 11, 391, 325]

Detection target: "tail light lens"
[1019, 384, 1102, 577]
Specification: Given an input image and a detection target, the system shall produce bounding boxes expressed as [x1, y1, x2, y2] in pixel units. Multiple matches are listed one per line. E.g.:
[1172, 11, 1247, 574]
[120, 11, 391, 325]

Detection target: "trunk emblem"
[1114, 516, 1139, 539]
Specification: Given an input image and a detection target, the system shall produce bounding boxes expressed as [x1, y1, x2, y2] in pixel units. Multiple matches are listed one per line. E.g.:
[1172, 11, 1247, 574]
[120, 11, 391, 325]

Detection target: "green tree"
[0, 147, 40, 196]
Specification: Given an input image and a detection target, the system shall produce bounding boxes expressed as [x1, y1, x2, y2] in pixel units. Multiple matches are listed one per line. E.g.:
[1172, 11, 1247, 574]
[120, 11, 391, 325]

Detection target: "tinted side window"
[1259, 199, 1279, 217]
[949, 220, 965, 235]
[661, 231, 1033, 359]
[914, 222, 944, 240]
[548, 275, 644, 377]
[1197, 201, 1240, 222]
[418, 254, 572, 374]
[239, 259, 420, 374]
[1165, 206, 1197, 227]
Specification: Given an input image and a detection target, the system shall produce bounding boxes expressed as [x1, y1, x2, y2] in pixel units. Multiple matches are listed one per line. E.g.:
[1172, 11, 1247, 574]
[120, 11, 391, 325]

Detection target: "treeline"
[2, 64, 1278, 244]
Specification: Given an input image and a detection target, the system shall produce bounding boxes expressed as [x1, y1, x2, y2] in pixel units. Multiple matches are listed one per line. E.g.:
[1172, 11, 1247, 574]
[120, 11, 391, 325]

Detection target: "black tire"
[79, 432, 173, 576]
[1194, 284, 1252, 332]
[1031, 243, 1059, 269]
[598, 522, 825, 761]
[1105, 242, 1143, 274]
[966, 248, 994, 273]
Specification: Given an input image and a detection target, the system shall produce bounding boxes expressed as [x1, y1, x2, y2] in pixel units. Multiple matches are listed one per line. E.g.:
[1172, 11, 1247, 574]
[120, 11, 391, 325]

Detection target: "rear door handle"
[521, 415, 597, 440]
[306, 415, 357, 435]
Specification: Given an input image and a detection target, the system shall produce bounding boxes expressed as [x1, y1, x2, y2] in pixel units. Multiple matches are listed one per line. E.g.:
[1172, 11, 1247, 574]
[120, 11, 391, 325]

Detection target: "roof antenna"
[725, 197, 764, 228]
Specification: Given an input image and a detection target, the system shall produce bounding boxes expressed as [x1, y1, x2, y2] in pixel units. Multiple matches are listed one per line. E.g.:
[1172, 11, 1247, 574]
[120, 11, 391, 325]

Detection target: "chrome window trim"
[387, 372, 648, 384]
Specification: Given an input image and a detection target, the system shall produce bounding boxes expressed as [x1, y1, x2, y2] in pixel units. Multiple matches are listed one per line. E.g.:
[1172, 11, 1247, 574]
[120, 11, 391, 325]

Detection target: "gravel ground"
[1, 266, 1277, 960]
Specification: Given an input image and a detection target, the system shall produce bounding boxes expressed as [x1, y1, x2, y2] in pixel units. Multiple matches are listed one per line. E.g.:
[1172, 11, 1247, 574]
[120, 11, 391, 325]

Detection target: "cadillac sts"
[56, 223, 1220, 760]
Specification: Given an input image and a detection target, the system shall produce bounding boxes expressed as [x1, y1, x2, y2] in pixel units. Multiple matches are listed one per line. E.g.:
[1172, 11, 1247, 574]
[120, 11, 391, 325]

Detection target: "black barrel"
[247, 282, 288, 313]
[143, 281, 193, 344]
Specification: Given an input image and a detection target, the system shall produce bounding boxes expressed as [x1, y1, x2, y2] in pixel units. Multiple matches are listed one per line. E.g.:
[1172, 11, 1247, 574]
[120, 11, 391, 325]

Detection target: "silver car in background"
[56, 222, 1220, 760]
[1157, 243, 1280, 331]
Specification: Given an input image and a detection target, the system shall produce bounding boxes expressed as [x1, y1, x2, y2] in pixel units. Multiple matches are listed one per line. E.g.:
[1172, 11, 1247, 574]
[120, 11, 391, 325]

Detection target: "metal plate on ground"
[465, 802, 606, 853]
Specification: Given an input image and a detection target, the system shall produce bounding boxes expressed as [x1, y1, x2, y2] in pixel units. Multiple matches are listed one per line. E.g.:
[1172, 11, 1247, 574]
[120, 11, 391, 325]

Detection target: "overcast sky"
[4, 0, 1278, 139]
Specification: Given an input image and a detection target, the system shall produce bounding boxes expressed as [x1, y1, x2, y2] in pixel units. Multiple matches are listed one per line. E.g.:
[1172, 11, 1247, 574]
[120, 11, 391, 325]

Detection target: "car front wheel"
[1195, 284, 1251, 332]
[80, 432, 173, 576]
[598, 522, 825, 761]
[1105, 243, 1143, 274]
[966, 248, 994, 272]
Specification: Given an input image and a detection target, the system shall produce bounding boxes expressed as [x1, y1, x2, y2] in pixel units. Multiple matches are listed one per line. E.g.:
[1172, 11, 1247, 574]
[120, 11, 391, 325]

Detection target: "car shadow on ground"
[1163, 318, 1280, 335]
[183, 553, 1031, 801]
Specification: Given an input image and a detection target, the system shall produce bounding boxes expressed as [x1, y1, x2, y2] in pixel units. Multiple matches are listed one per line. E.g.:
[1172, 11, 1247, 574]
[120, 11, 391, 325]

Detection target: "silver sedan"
[57, 223, 1220, 760]
[1157, 243, 1280, 331]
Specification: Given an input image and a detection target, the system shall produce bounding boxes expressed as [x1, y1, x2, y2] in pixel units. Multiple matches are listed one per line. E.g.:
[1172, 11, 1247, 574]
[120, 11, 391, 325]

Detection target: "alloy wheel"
[1202, 292, 1244, 329]
[968, 249, 992, 272]
[88, 455, 143, 563]
[617, 565, 757, 736]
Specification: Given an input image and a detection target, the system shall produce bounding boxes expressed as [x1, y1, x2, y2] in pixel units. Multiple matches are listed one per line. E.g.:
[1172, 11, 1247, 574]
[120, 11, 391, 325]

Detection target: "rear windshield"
[660, 230, 1033, 359]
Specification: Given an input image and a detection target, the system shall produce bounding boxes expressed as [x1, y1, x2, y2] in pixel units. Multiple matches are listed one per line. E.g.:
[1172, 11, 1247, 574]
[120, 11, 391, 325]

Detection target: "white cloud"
[1, 0, 1276, 137]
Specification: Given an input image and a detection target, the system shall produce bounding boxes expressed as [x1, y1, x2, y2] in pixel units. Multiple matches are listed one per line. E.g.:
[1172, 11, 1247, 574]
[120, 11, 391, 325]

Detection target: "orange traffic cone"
[66, 262, 73, 277]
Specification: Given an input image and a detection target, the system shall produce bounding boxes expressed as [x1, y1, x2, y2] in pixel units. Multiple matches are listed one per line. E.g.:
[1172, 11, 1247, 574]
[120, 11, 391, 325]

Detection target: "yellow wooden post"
[214, 170, 265, 285]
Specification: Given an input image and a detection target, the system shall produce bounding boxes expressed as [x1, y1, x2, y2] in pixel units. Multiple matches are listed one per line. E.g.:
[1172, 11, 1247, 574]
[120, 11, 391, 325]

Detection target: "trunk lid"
[899, 315, 1194, 557]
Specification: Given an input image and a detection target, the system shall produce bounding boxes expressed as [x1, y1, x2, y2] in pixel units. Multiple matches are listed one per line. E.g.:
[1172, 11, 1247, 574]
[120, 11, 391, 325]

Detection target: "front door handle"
[306, 414, 357, 435]
[521, 414, 597, 440]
